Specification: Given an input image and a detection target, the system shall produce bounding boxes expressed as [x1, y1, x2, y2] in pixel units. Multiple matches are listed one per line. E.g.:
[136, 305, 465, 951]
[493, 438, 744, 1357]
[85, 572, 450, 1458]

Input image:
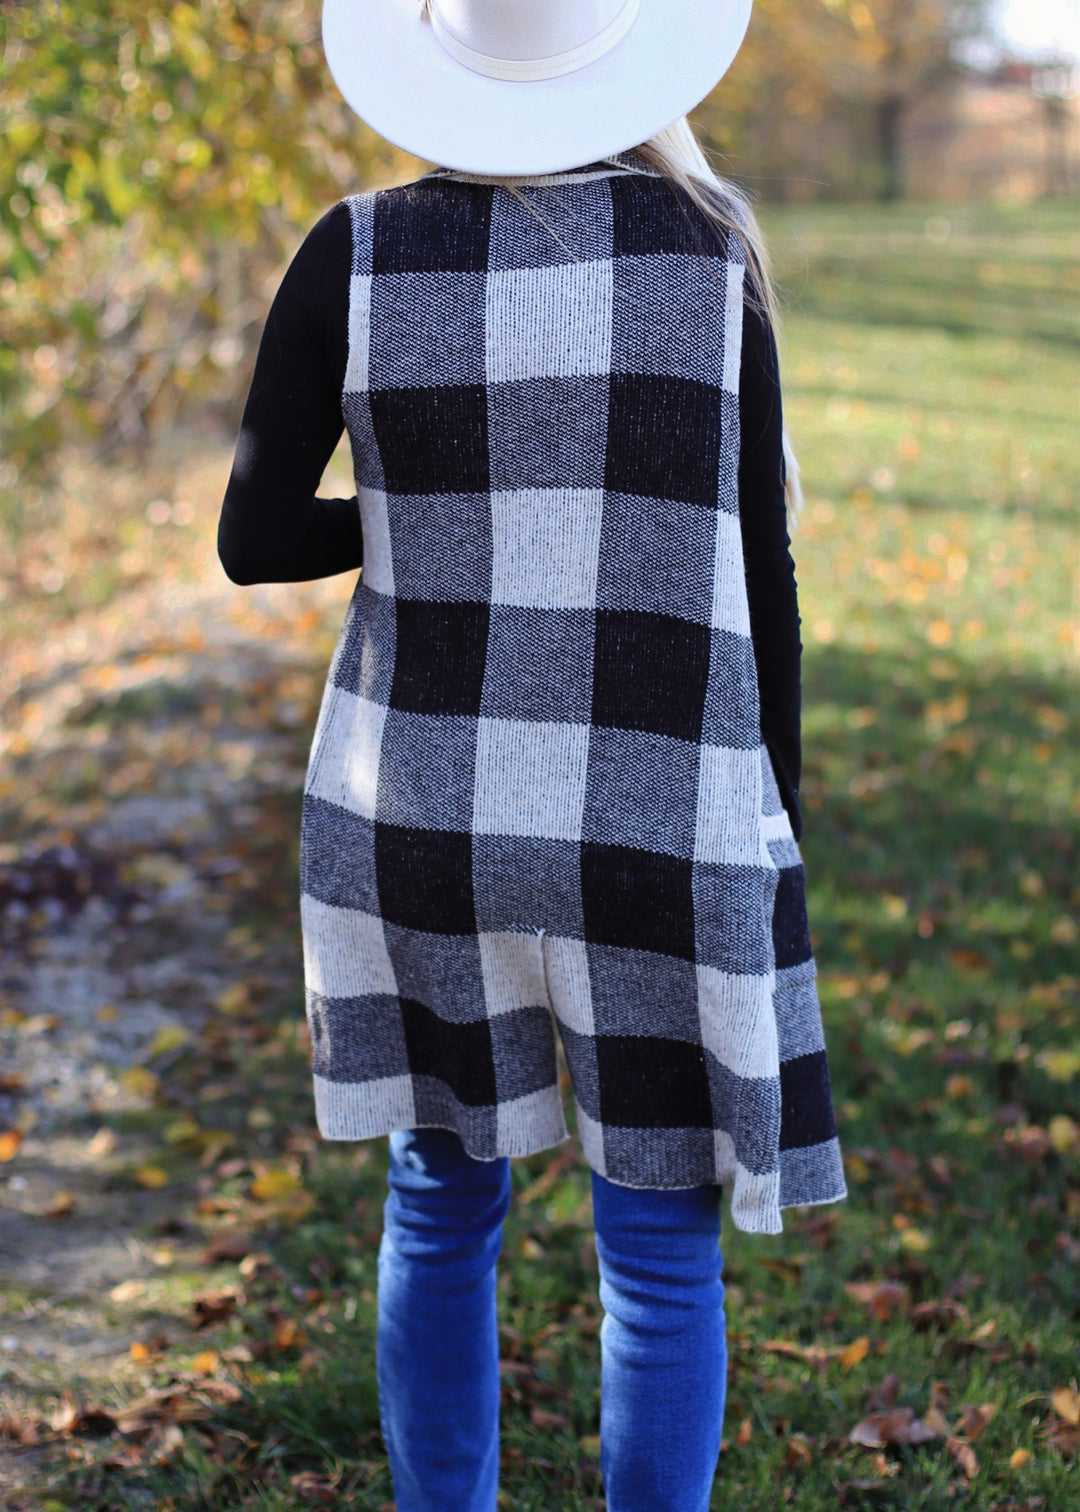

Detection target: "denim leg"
[592, 1174, 726, 1512]
[377, 1129, 510, 1512]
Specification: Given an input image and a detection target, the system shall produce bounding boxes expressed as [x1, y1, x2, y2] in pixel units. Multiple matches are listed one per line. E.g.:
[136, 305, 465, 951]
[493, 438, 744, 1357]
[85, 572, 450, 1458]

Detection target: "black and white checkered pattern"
[300, 160, 845, 1234]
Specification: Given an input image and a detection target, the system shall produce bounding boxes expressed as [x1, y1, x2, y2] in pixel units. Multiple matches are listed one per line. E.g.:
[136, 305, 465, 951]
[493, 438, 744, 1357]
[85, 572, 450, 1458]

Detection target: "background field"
[1, 202, 1077, 1511]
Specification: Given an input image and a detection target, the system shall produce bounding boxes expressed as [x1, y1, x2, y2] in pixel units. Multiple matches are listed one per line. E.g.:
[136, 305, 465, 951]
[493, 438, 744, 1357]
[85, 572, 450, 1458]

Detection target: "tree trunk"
[877, 94, 905, 201]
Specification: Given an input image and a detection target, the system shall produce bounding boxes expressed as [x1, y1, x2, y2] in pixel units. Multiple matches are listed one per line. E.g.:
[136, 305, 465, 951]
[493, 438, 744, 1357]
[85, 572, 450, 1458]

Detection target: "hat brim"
[322, 0, 752, 176]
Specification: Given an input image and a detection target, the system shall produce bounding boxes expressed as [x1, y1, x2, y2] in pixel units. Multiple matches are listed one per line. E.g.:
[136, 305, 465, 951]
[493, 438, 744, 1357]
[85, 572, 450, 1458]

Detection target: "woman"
[219, 2, 847, 1507]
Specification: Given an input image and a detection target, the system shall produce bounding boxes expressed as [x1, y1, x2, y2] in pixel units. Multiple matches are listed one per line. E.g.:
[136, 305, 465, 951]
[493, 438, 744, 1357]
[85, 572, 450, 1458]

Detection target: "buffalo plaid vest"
[299, 159, 845, 1233]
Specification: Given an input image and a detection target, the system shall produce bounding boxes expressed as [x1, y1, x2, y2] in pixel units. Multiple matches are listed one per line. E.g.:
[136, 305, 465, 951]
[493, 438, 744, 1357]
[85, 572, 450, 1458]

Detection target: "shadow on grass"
[3, 624, 1076, 1511]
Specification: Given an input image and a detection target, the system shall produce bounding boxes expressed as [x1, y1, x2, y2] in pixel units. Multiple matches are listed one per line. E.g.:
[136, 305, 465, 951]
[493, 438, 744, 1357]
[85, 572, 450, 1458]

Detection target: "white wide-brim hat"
[322, 0, 753, 176]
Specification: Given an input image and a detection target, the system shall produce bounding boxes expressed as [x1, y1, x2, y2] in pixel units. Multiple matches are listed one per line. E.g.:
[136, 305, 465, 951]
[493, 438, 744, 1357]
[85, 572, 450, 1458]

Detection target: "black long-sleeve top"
[219, 198, 803, 836]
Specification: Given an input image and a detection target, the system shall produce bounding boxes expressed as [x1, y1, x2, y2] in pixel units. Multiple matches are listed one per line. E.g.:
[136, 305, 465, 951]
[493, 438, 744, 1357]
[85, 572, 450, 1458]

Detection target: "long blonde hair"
[633, 119, 803, 527]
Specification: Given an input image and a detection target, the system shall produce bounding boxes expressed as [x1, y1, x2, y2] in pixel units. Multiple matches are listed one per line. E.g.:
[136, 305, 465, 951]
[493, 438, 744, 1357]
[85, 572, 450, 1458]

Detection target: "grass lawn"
[2, 200, 1077, 1510]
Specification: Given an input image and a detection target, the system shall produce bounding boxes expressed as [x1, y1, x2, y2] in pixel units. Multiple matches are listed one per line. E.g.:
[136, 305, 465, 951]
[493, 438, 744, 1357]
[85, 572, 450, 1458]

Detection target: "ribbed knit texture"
[299, 159, 845, 1234]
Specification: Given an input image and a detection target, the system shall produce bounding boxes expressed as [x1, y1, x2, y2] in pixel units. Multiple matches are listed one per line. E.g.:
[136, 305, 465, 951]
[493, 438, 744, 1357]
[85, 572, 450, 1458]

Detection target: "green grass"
[10, 200, 1079, 1510]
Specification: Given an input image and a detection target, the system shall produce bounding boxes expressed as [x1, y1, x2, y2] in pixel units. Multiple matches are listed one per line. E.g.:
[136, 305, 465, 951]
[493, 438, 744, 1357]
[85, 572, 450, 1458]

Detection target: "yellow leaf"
[190, 1350, 219, 1374]
[1048, 1115, 1079, 1154]
[250, 1167, 301, 1202]
[1051, 1386, 1080, 1426]
[1008, 1447, 1031, 1468]
[134, 1164, 169, 1189]
[0, 1129, 22, 1161]
[899, 1227, 932, 1253]
[148, 1022, 190, 1057]
[129, 1341, 151, 1361]
[214, 981, 251, 1015]
[163, 1116, 201, 1146]
[840, 1335, 871, 1371]
[119, 1066, 159, 1099]
[1039, 1050, 1080, 1084]
[272, 1317, 302, 1350]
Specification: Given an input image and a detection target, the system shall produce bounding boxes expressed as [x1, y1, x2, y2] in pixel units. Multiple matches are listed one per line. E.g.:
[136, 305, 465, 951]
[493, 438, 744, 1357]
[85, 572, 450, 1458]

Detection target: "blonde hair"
[633, 119, 803, 527]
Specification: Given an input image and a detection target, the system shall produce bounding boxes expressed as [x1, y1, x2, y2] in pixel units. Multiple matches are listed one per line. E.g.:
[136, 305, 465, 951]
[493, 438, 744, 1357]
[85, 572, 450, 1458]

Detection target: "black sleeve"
[217, 202, 360, 585]
[738, 297, 803, 840]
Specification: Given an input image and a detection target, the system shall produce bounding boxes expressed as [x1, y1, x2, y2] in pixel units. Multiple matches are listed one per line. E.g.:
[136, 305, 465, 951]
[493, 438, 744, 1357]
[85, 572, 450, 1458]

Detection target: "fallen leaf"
[289, 1470, 338, 1504]
[910, 1298, 970, 1331]
[112, 1381, 242, 1436]
[50, 1393, 118, 1436]
[736, 1414, 753, 1445]
[42, 1190, 76, 1219]
[845, 1280, 909, 1320]
[850, 1407, 942, 1448]
[189, 1350, 219, 1374]
[764, 1338, 844, 1369]
[133, 1164, 168, 1189]
[0, 1130, 21, 1162]
[957, 1402, 997, 1441]
[1039, 1050, 1080, 1082]
[1048, 1116, 1079, 1155]
[200, 1232, 256, 1265]
[840, 1336, 871, 1371]
[924, 1406, 953, 1436]
[190, 1289, 241, 1329]
[1051, 1385, 1080, 1426]
[760, 1256, 805, 1283]
[110, 1280, 146, 1303]
[87, 1128, 116, 1158]
[1047, 1422, 1080, 1456]
[0, 1405, 39, 1445]
[946, 1435, 978, 1478]
[530, 1407, 568, 1432]
[1008, 1447, 1031, 1468]
[250, 1167, 302, 1202]
[1003, 1126, 1051, 1164]
[238, 1251, 274, 1279]
[129, 1341, 152, 1362]
[272, 1317, 302, 1350]
[214, 981, 252, 1015]
[785, 1432, 813, 1468]
[19, 1014, 57, 1036]
[898, 1226, 932, 1253]
[118, 1065, 159, 1099]
[162, 1115, 201, 1146]
[147, 1022, 190, 1057]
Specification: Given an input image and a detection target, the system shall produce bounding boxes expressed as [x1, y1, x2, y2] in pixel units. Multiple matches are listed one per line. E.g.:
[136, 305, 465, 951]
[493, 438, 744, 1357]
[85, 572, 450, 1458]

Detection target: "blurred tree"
[0, 0, 416, 490]
[1, 0, 995, 498]
[701, 0, 993, 201]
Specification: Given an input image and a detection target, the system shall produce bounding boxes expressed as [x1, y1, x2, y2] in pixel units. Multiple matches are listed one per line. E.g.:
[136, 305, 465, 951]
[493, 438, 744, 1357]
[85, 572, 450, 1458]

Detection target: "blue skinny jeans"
[377, 1129, 727, 1512]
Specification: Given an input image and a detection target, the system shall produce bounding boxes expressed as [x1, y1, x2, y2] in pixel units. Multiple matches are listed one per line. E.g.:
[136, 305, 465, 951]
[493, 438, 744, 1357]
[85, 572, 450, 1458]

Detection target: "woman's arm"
[738, 297, 803, 840]
[217, 203, 361, 585]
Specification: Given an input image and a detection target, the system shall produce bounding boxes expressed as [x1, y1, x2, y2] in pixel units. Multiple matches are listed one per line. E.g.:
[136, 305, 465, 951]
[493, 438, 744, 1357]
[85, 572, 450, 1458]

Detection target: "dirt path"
[0, 434, 355, 1499]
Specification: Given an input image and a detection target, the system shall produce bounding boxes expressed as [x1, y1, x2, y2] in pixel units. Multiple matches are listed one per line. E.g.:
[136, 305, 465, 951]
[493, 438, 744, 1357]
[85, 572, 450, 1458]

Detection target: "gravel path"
[0, 436, 354, 1495]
